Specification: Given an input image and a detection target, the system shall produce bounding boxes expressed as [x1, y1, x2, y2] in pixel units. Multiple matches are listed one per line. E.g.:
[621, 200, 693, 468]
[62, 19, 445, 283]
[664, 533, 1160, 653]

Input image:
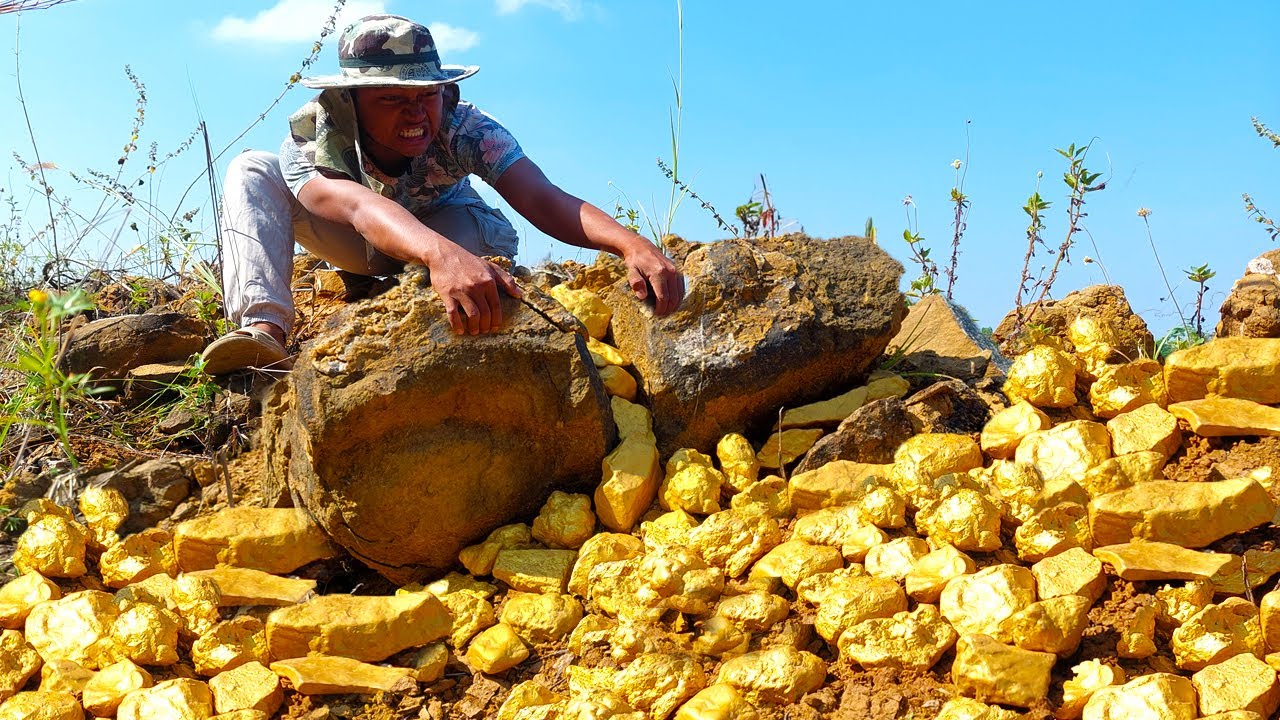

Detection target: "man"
[202, 14, 683, 374]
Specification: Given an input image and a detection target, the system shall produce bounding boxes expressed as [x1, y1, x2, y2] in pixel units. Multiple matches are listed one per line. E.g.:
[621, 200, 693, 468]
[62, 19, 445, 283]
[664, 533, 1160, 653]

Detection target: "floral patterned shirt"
[280, 84, 525, 220]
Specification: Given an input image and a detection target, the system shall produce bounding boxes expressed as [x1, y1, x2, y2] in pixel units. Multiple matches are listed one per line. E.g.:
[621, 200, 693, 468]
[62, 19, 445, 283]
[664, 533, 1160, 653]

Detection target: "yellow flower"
[27, 289, 49, 305]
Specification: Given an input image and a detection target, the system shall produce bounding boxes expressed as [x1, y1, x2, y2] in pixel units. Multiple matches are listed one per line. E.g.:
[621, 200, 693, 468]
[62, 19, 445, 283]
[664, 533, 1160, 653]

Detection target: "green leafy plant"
[1155, 324, 1205, 361]
[944, 136, 972, 300]
[902, 196, 938, 303]
[1185, 263, 1216, 337]
[1243, 117, 1278, 242]
[1, 288, 107, 467]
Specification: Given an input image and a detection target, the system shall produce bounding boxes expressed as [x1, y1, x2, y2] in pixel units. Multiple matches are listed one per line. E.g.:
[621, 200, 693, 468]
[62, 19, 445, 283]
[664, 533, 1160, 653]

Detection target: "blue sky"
[1, 0, 1276, 334]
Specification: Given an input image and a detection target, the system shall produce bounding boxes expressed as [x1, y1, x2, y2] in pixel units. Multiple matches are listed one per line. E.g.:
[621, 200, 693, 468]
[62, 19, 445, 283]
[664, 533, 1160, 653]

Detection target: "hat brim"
[301, 64, 479, 89]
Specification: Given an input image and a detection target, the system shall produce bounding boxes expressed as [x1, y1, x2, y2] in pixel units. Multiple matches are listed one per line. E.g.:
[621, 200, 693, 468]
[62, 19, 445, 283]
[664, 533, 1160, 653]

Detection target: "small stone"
[796, 566, 870, 606]
[493, 549, 578, 593]
[674, 683, 760, 720]
[599, 365, 638, 400]
[208, 661, 282, 716]
[409, 643, 448, 683]
[117, 678, 214, 720]
[692, 615, 751, 657]
[998, 595, 1092, 656]
[814, 575, 906, 645]
[548, 284, 611, 339]
[435, 590, 496, 648]
[837, 604, 956, 671]
[1157, 580, 1215, 629]
[186, 567, 316, 606]
[82, 659, 152, 716]
[1060, 660, 1125, 720]
[0, 692, 83, 720]
[780, 385, 869, 429]
[612, 396, 655, 443]
[16, 499, 72, 525]
[951, 634, 1055, 709]
[889, 434, 984, 504]
[13, 516, 87, 578]
[497, 680, 563, 720]
[940, 565, 1037, 637]
[748, 541, 842, 591]
[661, 465, 725, 515]
[981, 401, 1052, 459]
[935, 697, 1020, 720]
[716, 646, 825, 705]
[0, 630, 40, 703]
[715, 592, 789, 632]
[985, 460, 1046, 520]
[114, 572, 179, 612]
[1079, 452, 1165, 499]
[112, 601, 181, 665]
[466, 622, 529, 674]
[756, 429, 824, 469]
[1117, 603, 1158, 659]
[1164, 337, 1280, 404]
[791, 505, 884, 558]
[1171, 597, 1265, 671]
[1082, 672, 1197, 720]
[787, 460, 892, 510]
[78, 485, 129, 546]
[1192, 653, 1280, 717]
[174, 573, 223, 638]
[915, 489, 1001, 552]
[588, 337, 629, 366]
[190, 617, 267, 677]
[1031, 547, 1106, 603]
[1015, 502, 1092, 562]
[269, 656, 413, 694]
[617, 653, 707, 719]
[864, 536, 929, 584]
[99, 528, 176, 589]
[568, 533, 644, 598]
[24, 590, 120, 669]
[266, 592, 452, 662]
[1090, 359, 1167, 418]
[642, 508, 700, 551]
[458, 523, 533, 576]
[688, 508, 783, 578]
[424, 572, 499, 600]
[1015, 420, 1112, 484]
[1264, 587, 1280, 652]
[37, 660, 93, 696]
[0, 572, 59, 629]
[905, 545, 975, 603]
[1093, 541, 1235, 583]
[1003, 345, 1077, 408]
[531, 491, 597, 550]
[1069, 314, 1125, 381]
[1169, 397, 1280, 437]
[596, 437, 661, 532]
[716, 433, 759, 492]
[729, 476, 792, 518]
[1107, 403, 1181, 459]
[1089, 477, 1274, 548]
[500, 592, 583, 643]
[173, 507, 337, 574]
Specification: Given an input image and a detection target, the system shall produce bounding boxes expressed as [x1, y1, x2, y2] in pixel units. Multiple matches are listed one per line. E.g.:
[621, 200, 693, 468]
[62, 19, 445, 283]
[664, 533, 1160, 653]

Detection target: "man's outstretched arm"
[298, 174, 521, 335]
[494, 157, 685, 316]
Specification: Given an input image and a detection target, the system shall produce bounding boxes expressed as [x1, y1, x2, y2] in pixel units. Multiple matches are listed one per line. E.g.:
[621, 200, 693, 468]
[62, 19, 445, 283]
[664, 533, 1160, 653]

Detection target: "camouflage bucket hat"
[301, 14, 479, 89]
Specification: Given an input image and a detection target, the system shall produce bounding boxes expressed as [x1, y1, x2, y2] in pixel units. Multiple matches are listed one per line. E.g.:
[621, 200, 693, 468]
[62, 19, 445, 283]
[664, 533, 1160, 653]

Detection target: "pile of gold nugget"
[3, 291, 1280, 719]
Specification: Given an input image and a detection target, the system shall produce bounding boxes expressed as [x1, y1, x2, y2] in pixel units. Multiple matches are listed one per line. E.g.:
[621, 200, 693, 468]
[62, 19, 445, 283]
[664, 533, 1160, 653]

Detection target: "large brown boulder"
[888, 294, 1009, 381]
[605, 234, 906, 455]
[262, 267, 613, 583]
[993, 285, 1155, 360]
[61, 313, 209, 386]
[1216, 250, 1280, 339]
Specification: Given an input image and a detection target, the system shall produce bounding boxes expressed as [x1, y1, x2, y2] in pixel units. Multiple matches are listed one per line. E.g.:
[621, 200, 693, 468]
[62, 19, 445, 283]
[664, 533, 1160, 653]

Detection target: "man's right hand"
[427, 243, 523, 334]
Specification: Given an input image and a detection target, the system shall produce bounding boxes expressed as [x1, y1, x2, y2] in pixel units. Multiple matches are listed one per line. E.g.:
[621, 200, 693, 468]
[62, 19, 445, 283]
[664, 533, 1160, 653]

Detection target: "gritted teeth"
[400, 128, 425, 138]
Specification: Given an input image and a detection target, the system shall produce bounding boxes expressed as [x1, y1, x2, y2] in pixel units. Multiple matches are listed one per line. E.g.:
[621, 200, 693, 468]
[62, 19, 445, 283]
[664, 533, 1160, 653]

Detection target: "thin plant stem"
[1140, 212, 1190, 332]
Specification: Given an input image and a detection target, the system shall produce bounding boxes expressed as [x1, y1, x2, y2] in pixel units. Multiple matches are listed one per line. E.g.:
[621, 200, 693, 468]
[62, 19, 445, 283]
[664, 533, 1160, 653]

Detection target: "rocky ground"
[2, 237, 1280, 719]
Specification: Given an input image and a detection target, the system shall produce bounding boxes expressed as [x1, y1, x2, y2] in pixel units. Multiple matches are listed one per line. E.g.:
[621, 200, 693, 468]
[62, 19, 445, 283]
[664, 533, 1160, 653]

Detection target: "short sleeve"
[447, 103, 526, 186]
[279, 136, 321, 198]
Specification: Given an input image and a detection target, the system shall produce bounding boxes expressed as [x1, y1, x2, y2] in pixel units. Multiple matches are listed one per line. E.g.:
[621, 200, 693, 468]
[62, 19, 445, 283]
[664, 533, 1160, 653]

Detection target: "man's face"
[352, 85, 445, 160]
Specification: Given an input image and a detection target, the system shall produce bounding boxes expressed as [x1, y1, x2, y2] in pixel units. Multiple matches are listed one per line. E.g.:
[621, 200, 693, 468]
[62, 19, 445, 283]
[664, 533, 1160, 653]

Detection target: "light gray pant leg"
[421, 204, 520, 261]
[221, 151, 297, 335]
[220, 151, 400, 336]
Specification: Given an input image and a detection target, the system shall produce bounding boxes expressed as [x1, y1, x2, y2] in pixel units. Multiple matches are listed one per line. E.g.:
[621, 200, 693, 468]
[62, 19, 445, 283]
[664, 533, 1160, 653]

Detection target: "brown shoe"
[200, 327, 291, 375]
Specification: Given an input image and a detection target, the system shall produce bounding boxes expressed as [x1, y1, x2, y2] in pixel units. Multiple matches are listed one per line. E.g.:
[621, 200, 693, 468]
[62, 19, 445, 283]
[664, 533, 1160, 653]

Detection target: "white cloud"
[428, 22, 479, 55]
[495, 0, 582, 20]
[212, 0, 388, 44]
